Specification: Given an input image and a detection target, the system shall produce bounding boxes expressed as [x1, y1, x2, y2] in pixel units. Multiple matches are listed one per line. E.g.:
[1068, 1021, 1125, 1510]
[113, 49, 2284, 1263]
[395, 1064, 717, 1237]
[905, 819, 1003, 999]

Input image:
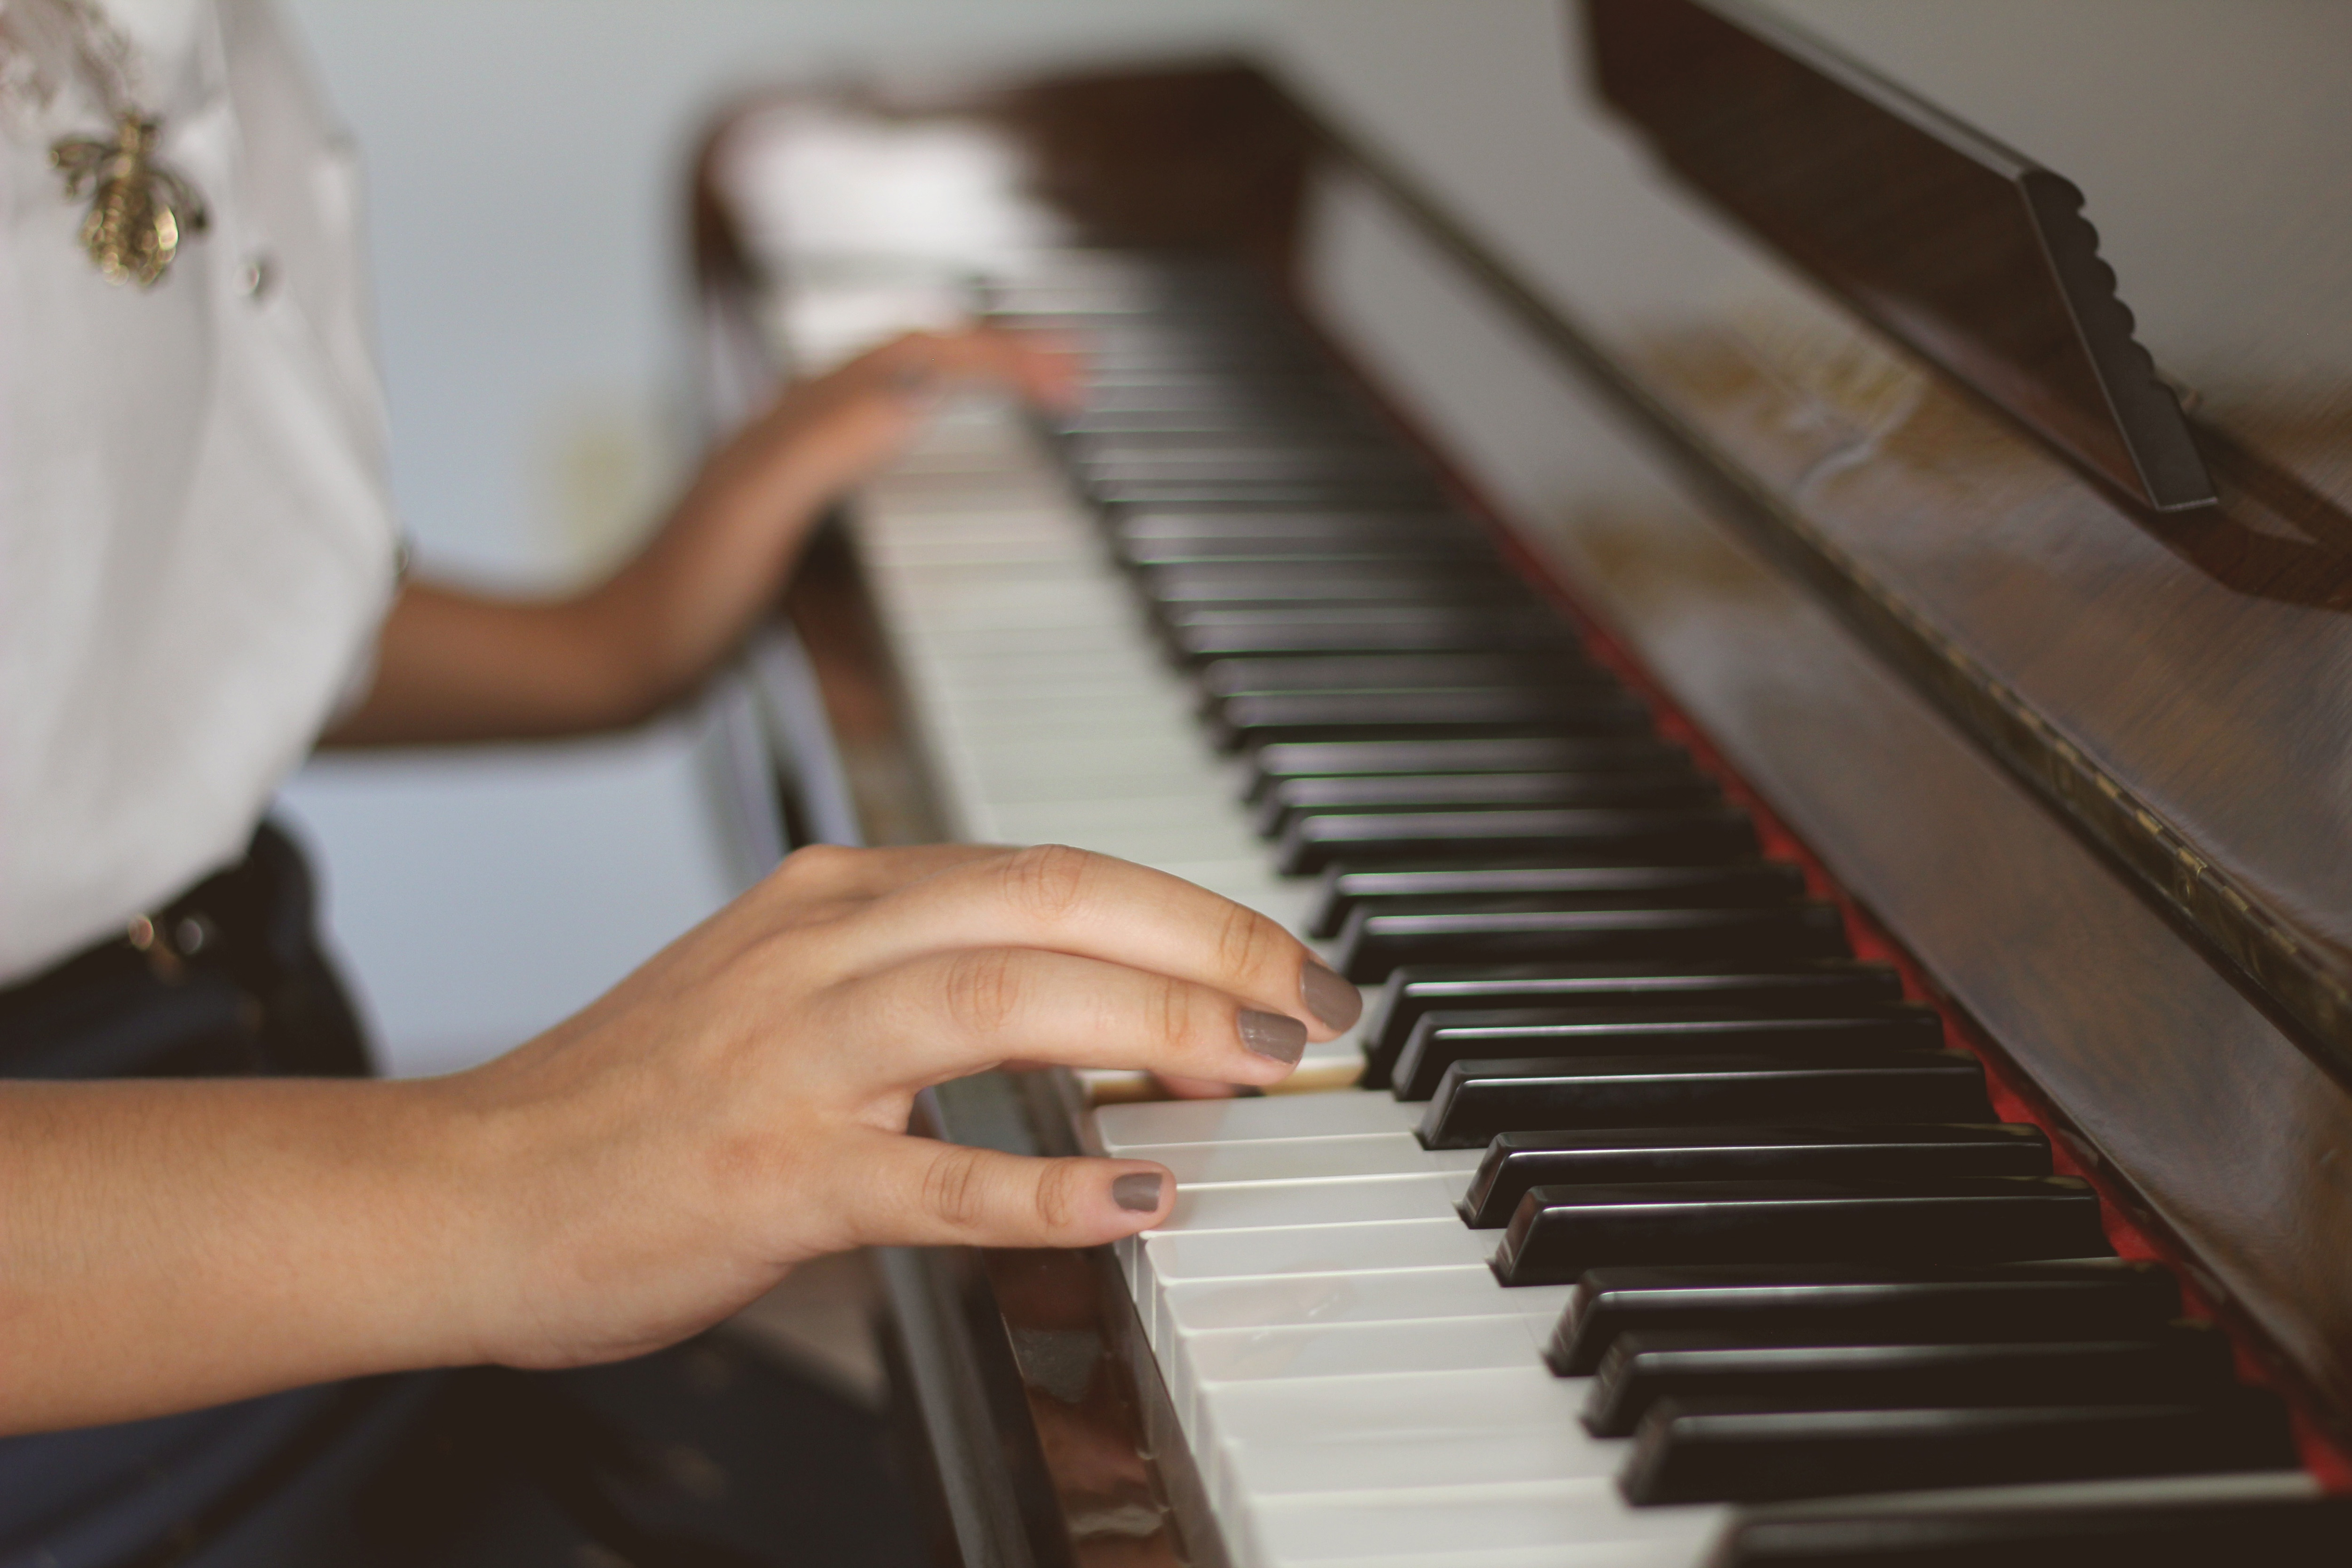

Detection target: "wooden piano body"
[683, 3, 2352, 1561]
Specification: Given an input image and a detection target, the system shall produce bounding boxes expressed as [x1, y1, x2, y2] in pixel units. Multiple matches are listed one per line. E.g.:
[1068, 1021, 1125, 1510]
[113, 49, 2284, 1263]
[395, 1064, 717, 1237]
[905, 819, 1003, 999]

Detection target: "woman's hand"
[441, 843, 1360, 1372]
[330, 327, 1079, 746]
[0, 843, 1359, 1435]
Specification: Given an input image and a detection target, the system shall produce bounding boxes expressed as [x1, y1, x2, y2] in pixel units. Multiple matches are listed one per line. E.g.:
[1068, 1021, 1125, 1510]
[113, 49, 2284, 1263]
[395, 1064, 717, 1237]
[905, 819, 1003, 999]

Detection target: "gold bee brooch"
[51, 112, 208, 287]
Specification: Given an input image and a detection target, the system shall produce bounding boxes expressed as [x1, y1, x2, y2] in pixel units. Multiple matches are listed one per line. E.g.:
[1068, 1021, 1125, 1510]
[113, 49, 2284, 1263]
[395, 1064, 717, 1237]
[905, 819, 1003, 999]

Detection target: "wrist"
[391, 1067, 563, 1369]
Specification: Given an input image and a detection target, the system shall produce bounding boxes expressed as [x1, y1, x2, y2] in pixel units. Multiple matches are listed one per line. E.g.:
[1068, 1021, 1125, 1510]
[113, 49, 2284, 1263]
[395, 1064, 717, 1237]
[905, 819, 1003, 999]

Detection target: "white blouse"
[0, 0, 398, 983]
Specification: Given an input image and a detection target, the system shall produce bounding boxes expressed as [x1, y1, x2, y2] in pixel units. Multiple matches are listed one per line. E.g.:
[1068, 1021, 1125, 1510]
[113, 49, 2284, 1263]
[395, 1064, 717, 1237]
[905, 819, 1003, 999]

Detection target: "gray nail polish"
[1239, 1008, 1308, 1066]
[1112, 1172, 1164, 1213]
[1300, 960, 1364, 1031]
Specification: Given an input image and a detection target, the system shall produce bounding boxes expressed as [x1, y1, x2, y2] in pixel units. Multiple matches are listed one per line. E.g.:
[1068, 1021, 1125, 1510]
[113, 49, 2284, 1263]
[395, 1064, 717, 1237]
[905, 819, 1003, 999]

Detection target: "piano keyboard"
[830, 255, 2340, 1566]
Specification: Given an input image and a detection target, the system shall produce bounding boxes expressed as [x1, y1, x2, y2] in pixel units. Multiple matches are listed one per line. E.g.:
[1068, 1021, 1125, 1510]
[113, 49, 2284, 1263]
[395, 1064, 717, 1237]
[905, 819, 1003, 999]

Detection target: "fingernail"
[1238, 1008, 1308, 1066]
[1112, 1172, 1164, 1213]
[1300, 960, 1363, 1031]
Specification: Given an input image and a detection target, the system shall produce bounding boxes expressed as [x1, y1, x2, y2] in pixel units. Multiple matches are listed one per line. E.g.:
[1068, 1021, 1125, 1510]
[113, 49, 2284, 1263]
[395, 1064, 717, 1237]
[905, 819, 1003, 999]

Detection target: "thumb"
[839, 1133, 1172, 1250]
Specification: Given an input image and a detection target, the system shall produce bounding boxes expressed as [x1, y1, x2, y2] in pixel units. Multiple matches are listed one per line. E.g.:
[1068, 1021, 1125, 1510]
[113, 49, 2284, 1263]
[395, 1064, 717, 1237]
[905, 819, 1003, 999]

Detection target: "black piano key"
[1126, 538, 1496, 569]
[1076, 343, 1332, 374]
[1219, 691, 1650, 753]
[1143, 563, 1526, 603]
[1066, 428, 1397, 458]
[1077, 451, 1438, 489]
[1585, 1324, 2235, 1438]
[1203, 653, 1596, 697]
[1489, 1175, 2109, 1288]
[1068, 426, 1402, 454]
[1111, 508, 1483, 557]
[1393, 1004, 1945, 1101]
[1085, 478, 1451, 508]
[1335, 900, 1848, 982]
[1319, 862, 1800, 941]
[1068, 411, 1374, 442]
[1462, 1123, 2051, 1228]
[1257, 771, 1717, 837]
[1619, 1390, 2299, 1506]
[1112, 505, 1462, 534]
[1314, 863, 1792, 935]
[1362, 958, 1900, 1085]
[1283, 805, 1762, 879]
[1711, 1493, 2352, 1568]
[1066, 377, 1359, 414]
[1171, 607, 1578, 661]
[1422, 1051, 1993, 1150]
[1249, 736, 1684, 796]
[1552, 1258, 2179, 1376]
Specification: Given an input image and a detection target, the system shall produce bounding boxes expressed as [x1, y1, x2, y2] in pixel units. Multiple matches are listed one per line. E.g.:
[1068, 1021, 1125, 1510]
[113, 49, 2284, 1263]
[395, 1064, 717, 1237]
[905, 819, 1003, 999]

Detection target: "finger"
[820, 844, 1363, 1039]
[987, 1063, 1235, 1101]
[760, 842, 1005, 906]
[866, 328, 1082, 409]
[821, 946, 1312, 1090]
[839, 1133, 1171, 1249]
[1155, 1073, 1241, 1100]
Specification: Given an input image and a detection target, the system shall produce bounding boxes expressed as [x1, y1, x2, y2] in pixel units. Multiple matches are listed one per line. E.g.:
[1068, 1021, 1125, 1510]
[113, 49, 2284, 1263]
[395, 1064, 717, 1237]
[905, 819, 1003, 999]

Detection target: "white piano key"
[1131, 1213, 1467, 1339]
[1221, 1427, 1623, 1499]
[975, 768, 1234, 809]
[934, 692, 1193, 731]
[1160, 1269, 1569, 1333]
[1128, 1132, 1483, 1186]
[1095, 1090, 1420, 1151]
[1180, 1311, 1547, 1386]
[889, 584, 1134, 631]
[1267, 1545, 1692, 1568]
[1158, 1173, 1470, 1234]
[1198, 1363, 1586, 1449]
[1239, 1489, 1717, 1568]
[984, 798, 1257, 853]
[1203, 1424, 1645, 1536]
[1172, 1314, 1548, 1433]
[1135, 1220, 1489, 1344]
[960, 737, 1209, 781]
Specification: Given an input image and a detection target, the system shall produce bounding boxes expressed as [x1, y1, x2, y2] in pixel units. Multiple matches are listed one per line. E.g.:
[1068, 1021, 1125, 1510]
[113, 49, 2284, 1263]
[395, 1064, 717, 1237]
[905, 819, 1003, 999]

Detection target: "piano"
[683, 2, 2352, 1562]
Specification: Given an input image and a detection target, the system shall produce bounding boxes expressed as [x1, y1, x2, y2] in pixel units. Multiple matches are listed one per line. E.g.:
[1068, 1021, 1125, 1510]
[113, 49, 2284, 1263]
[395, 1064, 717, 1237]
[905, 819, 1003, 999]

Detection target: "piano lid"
[1585, 0, 2213, 514]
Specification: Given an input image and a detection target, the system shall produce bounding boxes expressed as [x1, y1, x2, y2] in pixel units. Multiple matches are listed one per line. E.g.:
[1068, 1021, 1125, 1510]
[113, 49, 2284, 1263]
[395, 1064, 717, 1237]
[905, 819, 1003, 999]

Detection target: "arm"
[0, 845, 1362, 1435]
[326, 330, 1076, 745]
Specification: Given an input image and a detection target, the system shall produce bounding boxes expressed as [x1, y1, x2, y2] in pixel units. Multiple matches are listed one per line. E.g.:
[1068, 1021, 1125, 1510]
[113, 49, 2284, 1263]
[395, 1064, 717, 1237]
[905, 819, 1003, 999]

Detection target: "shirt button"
[240, 253, 277, 299]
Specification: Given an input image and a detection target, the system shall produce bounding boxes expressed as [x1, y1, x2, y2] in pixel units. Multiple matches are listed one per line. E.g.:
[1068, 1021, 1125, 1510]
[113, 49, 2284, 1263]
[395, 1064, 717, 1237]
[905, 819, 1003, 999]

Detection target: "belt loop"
[125, 909, 217, 982]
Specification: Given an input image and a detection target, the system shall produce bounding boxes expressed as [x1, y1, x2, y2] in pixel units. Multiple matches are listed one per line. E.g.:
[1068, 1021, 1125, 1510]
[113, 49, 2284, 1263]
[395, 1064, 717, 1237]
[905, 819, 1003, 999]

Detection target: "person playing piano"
[0, 1, 1363, 1561]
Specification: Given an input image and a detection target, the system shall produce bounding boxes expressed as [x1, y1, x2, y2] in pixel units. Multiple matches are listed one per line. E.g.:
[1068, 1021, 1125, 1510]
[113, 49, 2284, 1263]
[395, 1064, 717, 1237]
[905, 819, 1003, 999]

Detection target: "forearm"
[0, 1078, 504, 1434]
[328, 439, 832, 747]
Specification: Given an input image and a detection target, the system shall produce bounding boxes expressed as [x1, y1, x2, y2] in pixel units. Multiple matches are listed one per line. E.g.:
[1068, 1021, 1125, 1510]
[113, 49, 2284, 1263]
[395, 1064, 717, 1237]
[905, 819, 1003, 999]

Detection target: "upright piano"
[683, 2, 2352, 1561]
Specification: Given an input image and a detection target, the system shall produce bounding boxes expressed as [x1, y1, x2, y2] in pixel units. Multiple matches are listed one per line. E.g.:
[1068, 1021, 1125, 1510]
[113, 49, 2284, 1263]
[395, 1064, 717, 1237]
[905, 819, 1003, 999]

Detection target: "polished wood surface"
[1573, 0, 2352, 1098]
[1588, 0, 2211, 513]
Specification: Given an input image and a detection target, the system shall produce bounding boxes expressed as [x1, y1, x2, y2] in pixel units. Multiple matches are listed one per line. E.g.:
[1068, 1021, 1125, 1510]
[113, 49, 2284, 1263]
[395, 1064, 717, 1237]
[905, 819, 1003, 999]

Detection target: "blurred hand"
[445, 843, 1362, 1371]
[334, 326, 1083, 745]
[741, 326, 1083, 505]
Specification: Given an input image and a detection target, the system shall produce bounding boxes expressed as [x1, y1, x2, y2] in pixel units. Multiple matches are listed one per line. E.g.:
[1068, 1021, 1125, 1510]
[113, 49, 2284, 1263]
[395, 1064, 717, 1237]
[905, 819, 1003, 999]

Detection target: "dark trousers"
[0, 825, 925, 1568]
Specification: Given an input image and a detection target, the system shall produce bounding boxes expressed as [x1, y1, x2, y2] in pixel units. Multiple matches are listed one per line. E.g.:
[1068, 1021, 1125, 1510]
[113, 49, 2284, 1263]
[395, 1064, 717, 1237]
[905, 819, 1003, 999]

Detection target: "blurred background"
[272, 0, 2343, 1077]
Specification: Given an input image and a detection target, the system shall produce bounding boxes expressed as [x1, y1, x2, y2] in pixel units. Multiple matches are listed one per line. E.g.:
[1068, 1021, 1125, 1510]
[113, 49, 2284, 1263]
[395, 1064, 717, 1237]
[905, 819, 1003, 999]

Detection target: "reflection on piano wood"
[688, 4, 2352, 1564]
